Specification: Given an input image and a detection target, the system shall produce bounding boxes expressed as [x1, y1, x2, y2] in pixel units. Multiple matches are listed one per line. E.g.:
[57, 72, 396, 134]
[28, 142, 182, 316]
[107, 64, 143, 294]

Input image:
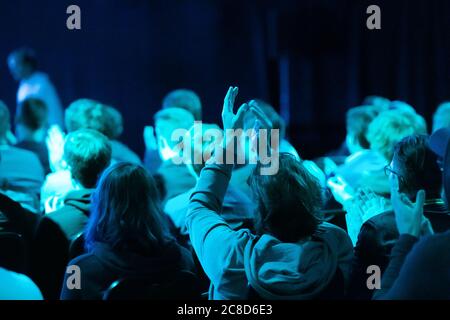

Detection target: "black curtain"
[0, 0, 449, 158]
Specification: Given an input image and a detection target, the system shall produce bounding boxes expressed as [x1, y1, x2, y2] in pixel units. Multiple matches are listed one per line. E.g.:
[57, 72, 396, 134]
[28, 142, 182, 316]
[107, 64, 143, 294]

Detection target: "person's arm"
[372, 234, 418, 299]
[373, 176, 425, 299]
[186, 160, 249, 282]
[186, 86, 254, 292]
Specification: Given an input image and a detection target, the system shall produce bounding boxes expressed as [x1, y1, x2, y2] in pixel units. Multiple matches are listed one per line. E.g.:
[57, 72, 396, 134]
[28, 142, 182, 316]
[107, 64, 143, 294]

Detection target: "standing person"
[15, 98, 50, 174]
[7, 48, 64, 128]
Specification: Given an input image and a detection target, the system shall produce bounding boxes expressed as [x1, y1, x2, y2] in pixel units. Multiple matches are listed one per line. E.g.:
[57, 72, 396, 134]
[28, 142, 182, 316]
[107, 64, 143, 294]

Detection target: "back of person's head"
[392, 135, 442, 200]
[362, 95, 390, 111]
[154, 107, 195, 150]
[63, 129, 112, 188]
[85, 162, 172, 253]
[244, 99, 286, 139]
[162, 89, 202, 121]
[345, 105, 381, 153]
[184, 123, 222, 177]
[388, 100, 416, 114]
[65, 99, 123, 139]
[432, 102, 450, 133]
[7, 48, 38, 80]
[16, 98, 48, 131]
[249, 153, 323, 242]
[367, 109, 427, 161]
[0, 101, 11, 141]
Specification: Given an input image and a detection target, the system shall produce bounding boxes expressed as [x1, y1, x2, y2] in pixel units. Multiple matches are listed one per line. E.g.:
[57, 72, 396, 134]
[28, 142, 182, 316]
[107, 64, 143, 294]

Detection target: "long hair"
[249, 153, 324, 243]
[85, 162, 173, 254]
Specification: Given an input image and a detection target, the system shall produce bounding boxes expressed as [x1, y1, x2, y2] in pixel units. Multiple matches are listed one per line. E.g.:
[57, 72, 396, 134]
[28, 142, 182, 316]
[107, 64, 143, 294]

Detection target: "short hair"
[393, 135, 442, 199]
[432, 102, 450, 132]
[362, 95, 390, 111]
[0, 100, 11, 138]
[346, 105, 381, 149]
[185, 123, 222, 176]
[85, 162, 173, 253]
[16, 98, 48, 130]
[162, 89, 202, 121]
[367, 109, 427, 161]
[388, 100, 416, 114]
[8, 48, 38, 72]
[244, 99, 286, 139]
[65, 99, 123, 139]
[249, 153, 323, 242]
[63, 129, 112, 188]
[154, 107, 195, 149]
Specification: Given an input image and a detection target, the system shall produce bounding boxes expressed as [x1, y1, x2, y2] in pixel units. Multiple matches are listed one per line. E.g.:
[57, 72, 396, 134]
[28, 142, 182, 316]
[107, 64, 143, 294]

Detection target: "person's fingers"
[223, 86, 233, 112]
[230, 87, 239, 111]
[234, 103, 249, 127]
[415, 189, 426, 213]
[250, 106, 271, 129]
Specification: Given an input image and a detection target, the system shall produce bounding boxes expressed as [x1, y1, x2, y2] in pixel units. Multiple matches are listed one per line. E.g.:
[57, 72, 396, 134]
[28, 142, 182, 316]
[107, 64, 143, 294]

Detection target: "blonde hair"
[367, 109, 427, 161]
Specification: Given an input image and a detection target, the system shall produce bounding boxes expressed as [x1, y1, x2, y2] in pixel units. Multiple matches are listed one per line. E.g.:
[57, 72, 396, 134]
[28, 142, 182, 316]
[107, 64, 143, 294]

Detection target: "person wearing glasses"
[348, 134, 449, 299]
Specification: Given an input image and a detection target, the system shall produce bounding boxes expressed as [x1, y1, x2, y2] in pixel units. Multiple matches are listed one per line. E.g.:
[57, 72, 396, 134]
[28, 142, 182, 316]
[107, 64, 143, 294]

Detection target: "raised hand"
[327, 175, 355, 205]
[143, 126, 158, 151]
[46, 125, 66, 172]
[391, 175, 425, 237]
[357, 188, 388, 222]
[221, 86, 249, 131]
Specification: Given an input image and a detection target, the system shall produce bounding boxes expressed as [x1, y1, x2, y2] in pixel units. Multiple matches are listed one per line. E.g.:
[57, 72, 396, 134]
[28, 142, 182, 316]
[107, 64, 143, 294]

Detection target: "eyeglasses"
[384, 165, 404, 182]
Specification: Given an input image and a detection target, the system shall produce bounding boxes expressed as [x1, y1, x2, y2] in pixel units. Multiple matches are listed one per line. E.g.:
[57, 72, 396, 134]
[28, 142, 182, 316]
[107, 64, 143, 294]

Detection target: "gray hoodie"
[186, 162, 353, 300]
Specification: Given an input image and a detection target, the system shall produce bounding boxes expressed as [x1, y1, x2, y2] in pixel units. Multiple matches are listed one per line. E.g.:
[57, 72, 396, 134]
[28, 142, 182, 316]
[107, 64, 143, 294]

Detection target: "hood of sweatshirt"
[63, 188, 93, 214]
[243, 222, 353, 300]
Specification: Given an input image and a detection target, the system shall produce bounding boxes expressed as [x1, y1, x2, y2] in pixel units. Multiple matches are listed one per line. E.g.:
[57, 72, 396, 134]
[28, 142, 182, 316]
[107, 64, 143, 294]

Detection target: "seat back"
[68, 232, 85, 260]
[103, 270, 202, 300]
[0, 232, 26, 273]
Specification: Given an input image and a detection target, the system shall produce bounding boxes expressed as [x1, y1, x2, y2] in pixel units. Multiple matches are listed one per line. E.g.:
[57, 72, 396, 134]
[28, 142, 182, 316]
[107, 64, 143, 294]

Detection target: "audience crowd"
[0, 48, 449, 300]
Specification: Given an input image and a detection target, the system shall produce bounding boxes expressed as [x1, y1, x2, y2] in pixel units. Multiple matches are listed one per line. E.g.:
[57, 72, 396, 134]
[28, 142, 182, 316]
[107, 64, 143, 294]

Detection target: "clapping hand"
[221, 86, 249, 131]
[46, 125, 66, 172]
[391, 175, 425, 237]
[143, 126, 158, 151]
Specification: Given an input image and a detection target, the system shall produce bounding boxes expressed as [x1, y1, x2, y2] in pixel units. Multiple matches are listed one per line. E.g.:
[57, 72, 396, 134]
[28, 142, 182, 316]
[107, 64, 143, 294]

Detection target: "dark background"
[0, 0, 449, 159]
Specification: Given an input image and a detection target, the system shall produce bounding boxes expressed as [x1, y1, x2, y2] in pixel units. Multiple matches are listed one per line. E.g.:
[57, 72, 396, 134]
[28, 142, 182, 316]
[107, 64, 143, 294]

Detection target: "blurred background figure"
[15, 98, 50, 174]
[143, 107, 196, 203]
[162, 89, 202, 121]
[164, 122, 255, 239]
[0, 100, 44, 212]
[7, 48, 64, 128]
[432, 102, 450, 133]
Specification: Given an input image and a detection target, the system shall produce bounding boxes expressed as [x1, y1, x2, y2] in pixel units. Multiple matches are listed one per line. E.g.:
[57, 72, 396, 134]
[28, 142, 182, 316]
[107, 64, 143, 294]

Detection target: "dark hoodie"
[31, 188, 93, 299]
[60, 241, 195, 300]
